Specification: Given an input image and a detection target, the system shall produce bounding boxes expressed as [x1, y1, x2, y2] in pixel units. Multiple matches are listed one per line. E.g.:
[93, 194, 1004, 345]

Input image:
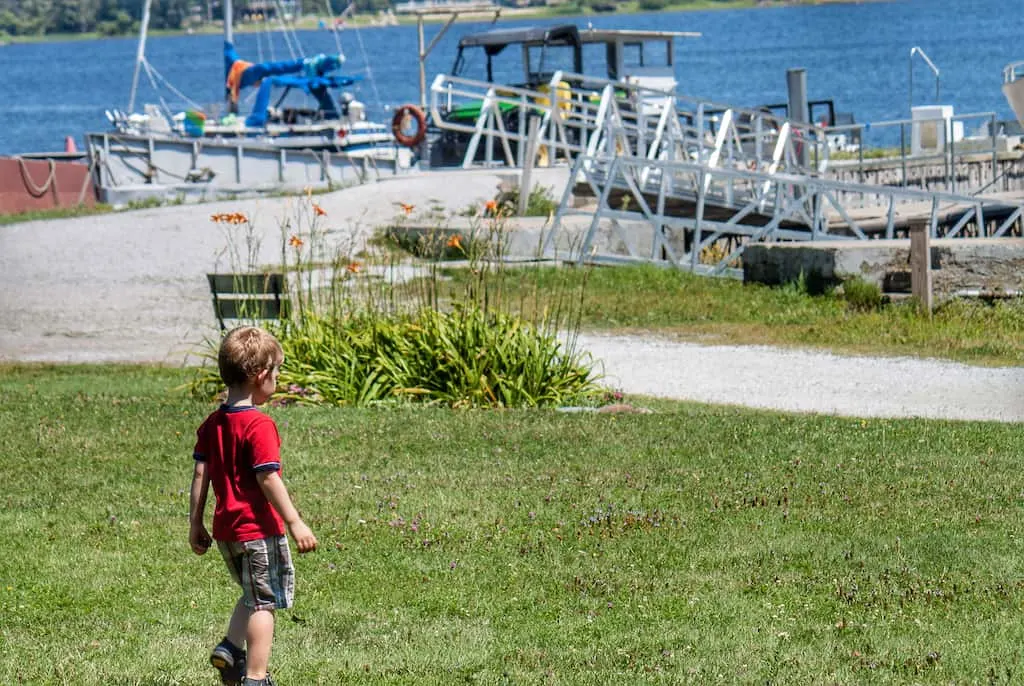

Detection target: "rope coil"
[17, 158, 57, 197]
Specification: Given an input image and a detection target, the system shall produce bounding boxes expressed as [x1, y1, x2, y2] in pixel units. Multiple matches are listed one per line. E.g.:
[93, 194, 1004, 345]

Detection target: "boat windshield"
[622, 40, 670, 69]
[527, 44, 577, 82]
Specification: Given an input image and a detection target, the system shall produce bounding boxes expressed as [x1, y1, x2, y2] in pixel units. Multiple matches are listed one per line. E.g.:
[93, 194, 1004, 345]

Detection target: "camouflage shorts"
[217, 536, 295, 611]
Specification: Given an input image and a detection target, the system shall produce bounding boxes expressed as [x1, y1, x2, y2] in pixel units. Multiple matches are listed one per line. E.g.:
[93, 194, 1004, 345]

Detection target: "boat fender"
[392, 105, 427, 148]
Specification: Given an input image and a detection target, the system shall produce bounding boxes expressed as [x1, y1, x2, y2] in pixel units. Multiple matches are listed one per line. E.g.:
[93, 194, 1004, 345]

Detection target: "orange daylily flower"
[313, 204, 327, 217]
[446, 234, 463, 250]
[289, 235, 304, 248]
[484, 199, 498, 214]
[346, 262, 362, 273]
[399, 203, 415, 215]
[210, 212, 249, 225]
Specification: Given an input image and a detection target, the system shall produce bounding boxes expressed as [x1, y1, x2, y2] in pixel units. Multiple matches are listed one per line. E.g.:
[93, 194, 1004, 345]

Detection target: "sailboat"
[87, 0, 422, 204]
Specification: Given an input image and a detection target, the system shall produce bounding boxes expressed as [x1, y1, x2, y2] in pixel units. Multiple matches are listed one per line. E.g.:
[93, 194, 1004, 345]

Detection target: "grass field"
[3, 364, 1023, 684]
[438, 263, 1024, 367]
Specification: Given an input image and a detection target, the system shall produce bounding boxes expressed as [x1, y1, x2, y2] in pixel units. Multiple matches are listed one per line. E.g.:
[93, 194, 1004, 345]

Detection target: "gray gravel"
[1, 169, 1020, 422]
[577, 333, 1024, 422]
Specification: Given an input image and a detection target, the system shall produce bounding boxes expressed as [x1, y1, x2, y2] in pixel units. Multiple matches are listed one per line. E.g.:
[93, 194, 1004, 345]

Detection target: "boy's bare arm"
[189, 461, 213, 555]
[256, 471, 318, 553]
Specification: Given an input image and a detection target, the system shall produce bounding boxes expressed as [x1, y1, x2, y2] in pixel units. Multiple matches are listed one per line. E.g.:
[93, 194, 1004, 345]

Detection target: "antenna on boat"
[908, 46, 940, 114]
[128, 0, 153, 113]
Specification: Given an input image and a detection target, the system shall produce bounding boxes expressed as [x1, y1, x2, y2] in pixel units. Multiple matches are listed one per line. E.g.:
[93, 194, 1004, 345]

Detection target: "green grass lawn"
[437, 263, 1024, 367]
[3, 364, 1023, 684]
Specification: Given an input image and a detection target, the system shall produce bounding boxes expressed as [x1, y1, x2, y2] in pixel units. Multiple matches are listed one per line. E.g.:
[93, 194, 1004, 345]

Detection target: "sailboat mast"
[224, 0, 234, 45]
[127, 0, 153, 113]
[224, 0, 234, 110]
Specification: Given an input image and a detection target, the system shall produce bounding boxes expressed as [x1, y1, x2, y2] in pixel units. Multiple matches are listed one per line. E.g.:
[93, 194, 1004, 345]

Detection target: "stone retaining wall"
[744, 238, 1024, 297]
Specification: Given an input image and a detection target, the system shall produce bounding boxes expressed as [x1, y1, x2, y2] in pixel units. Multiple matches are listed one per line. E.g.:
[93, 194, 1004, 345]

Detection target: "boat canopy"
[457, 25, 581, 56]
[577, 28, 701, 42]
[449, 23, 697, 88]
[455, 25, 699, 53]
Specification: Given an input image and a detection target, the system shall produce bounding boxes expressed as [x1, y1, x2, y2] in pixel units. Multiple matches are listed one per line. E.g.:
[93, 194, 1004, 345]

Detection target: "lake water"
[0, 0, 1018, 155]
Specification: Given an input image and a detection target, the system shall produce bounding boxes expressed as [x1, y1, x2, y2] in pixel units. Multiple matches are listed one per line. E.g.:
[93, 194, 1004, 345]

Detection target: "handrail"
[909, 46, 940, 113]
[429, 70, 826, 173]
[545, 151, 1024, 274]
[1003, 61, 1024, 84]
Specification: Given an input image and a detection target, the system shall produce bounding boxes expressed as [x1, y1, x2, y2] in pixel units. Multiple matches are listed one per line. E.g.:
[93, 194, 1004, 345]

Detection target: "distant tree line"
[0, 0, 392, 37]
[0, 0, 799, 37]
[0, 0, 176, 36]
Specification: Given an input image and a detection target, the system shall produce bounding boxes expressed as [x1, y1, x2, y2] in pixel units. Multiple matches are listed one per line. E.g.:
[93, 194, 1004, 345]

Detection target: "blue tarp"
[223, 41, 362, 127]
[246, 74, 363, 128]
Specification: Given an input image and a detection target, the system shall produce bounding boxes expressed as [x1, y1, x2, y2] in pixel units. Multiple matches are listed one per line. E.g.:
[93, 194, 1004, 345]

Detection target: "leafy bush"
[188, 198, 601, 408]
[497, 184, 559, 218]
[842, 277, 884, 312]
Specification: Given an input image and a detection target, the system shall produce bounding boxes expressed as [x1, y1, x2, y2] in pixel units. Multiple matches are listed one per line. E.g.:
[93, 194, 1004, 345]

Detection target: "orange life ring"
[391, 104, 426, 148]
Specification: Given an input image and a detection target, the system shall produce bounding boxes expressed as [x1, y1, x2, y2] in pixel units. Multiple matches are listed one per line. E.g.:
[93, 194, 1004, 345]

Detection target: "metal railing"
[819, 111, 1004, 195]
[542, 152, 1024, 275]
[428, 70, 827, 176]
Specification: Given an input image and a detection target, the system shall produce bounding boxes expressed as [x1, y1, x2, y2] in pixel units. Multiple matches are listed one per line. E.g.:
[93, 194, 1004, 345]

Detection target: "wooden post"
[519, 116, 540, 217]
[908, 217, 933, 315]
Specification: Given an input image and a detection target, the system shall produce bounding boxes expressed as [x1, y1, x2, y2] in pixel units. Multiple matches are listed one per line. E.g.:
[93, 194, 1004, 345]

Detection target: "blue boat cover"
[223, 41, 363, 127]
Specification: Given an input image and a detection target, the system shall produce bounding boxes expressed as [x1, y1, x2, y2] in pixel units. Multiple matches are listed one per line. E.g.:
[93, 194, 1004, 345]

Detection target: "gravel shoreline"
[1, 170, 1021, 422]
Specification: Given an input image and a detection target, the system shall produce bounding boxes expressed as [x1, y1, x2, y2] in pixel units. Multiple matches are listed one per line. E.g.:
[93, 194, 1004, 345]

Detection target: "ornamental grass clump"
[189, 192, 601, 408]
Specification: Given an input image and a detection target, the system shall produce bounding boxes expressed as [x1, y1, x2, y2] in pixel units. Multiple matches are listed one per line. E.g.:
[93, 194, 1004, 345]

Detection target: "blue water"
[0, 0, 1018, 155]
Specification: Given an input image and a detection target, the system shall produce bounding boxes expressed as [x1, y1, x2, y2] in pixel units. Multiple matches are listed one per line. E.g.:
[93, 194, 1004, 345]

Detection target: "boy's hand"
[288, 520, 318, 553]
[190, 523, 213, 555]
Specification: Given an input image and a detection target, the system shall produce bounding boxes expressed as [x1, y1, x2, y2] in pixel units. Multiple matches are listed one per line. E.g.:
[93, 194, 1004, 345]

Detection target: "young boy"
[189, 326, 318, 686]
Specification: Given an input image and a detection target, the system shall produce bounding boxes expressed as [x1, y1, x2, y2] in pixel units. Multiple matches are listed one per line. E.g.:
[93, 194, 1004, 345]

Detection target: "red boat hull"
[0, 156, 97, 215]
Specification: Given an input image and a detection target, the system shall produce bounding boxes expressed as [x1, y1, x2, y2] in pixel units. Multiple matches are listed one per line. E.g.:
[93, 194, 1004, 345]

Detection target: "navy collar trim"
[220, 404, 260, 414]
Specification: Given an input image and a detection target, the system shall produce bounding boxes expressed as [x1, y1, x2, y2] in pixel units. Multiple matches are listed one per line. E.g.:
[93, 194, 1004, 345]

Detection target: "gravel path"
[578, 333, 1024, 422]
[1, 169, 1020, 422]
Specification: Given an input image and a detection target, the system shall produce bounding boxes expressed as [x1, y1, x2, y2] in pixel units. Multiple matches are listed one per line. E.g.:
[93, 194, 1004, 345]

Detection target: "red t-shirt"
[193, 405, 286, 541]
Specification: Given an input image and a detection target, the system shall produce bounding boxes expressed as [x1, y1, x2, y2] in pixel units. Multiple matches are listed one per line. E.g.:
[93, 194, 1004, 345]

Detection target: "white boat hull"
[1003, 77, 1024, 125]
[87, 131, 414, 205]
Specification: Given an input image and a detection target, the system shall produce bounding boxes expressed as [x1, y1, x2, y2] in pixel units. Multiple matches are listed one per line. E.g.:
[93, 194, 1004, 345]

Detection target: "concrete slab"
[744, 238, 1024, 296]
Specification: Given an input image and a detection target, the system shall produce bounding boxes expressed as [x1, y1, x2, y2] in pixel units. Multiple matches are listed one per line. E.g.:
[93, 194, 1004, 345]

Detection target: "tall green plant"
[190, 196, 602, 408]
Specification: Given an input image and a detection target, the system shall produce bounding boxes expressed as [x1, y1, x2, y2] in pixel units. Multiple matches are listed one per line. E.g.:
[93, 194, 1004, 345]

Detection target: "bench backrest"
[207, 272, 289, 331]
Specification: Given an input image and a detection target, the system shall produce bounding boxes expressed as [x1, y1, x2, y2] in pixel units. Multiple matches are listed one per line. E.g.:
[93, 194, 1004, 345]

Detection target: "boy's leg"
[227, 597, 250, 649]
[245, 609, 275, 680]
[221, 535, 292, 683]
[213, 544, 251, 684]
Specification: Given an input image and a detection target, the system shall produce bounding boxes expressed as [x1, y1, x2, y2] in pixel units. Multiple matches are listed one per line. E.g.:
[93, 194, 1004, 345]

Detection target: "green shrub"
[188, 202, 601, 408]
[500, 184, 559, 217]
[842, 277, 884, 312]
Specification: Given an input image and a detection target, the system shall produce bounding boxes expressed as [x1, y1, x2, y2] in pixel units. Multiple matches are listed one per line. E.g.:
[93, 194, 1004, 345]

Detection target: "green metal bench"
[207, 272, 290, 331]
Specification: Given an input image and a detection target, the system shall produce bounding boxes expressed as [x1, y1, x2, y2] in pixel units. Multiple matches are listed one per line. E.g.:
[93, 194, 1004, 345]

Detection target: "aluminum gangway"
[540, 152, 1024, 277]
[430, 69, 1023, 276]
[430, 69, 1013, 194]
[428, 70, 826, 178]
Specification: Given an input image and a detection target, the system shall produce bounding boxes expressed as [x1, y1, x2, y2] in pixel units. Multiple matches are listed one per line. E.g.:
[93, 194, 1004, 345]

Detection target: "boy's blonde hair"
[218, 326, 283, 387]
